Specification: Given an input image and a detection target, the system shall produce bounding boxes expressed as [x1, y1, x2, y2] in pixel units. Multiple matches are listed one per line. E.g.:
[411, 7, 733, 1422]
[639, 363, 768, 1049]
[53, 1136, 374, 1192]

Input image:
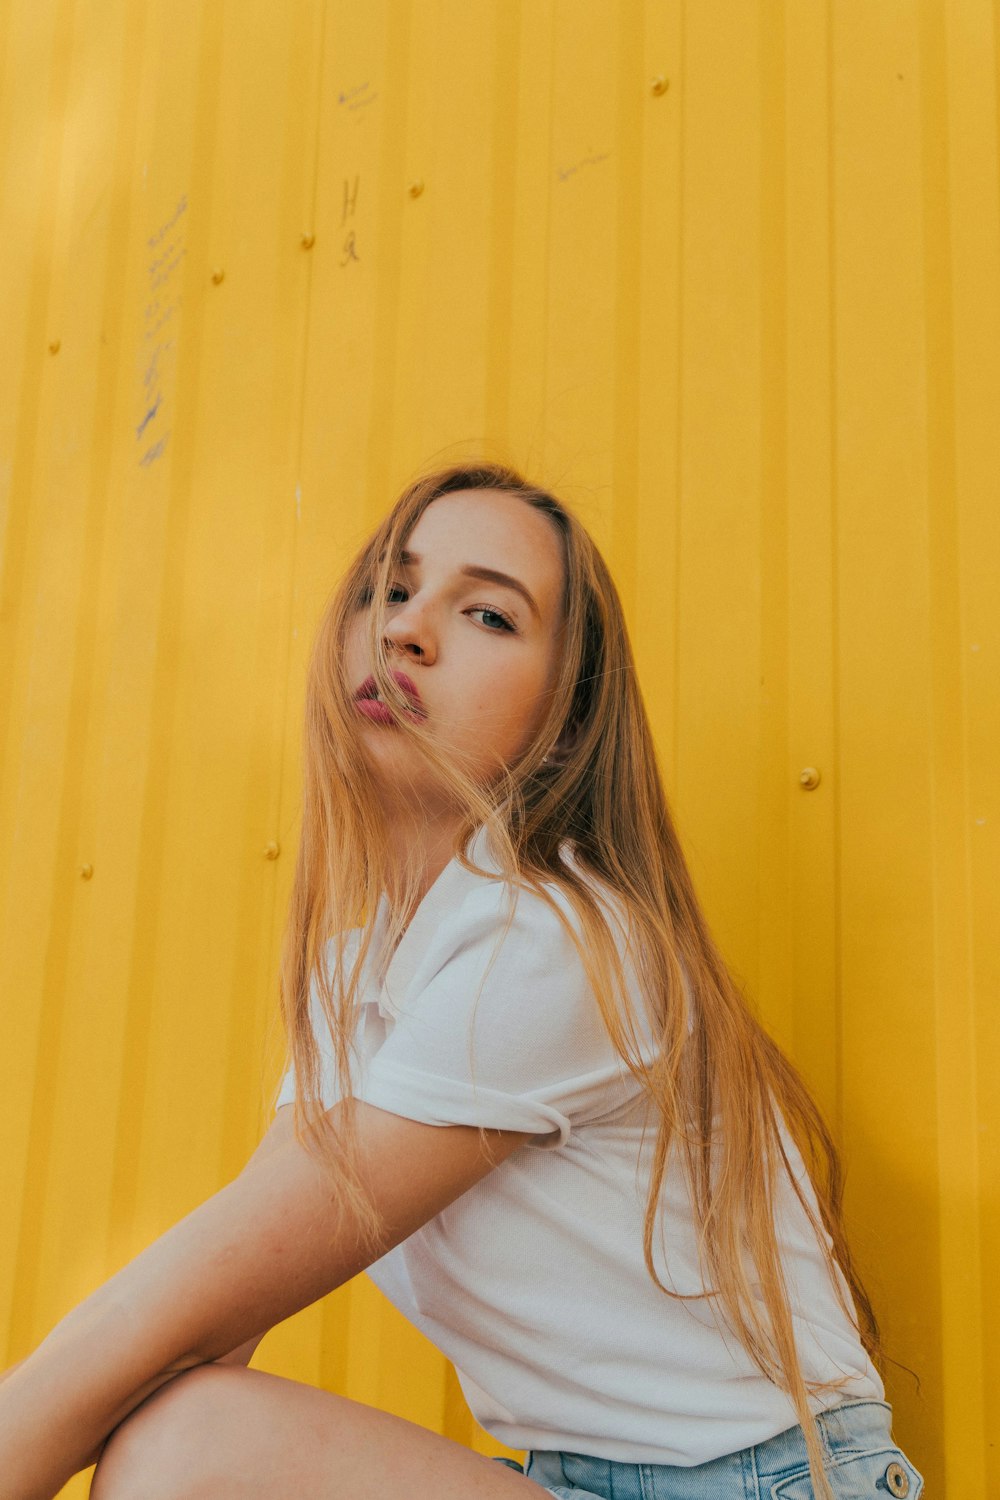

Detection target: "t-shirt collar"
[372, 824, 504, 1014]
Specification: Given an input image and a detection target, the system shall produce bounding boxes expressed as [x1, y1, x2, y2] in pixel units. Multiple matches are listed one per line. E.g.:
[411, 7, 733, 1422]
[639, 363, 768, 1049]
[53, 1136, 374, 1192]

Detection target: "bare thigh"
[90, 1364, 552, 1500]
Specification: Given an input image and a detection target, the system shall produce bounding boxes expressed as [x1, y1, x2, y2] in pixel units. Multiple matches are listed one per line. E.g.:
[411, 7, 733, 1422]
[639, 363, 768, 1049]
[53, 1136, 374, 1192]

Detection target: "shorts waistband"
[524, 1399, 896, 1493]
[750, 1398, 895, 1479]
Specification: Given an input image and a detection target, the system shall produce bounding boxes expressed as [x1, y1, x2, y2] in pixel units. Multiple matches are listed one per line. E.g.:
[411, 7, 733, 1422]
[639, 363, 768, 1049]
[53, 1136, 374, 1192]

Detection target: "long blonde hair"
[280, 460, 884, 1499]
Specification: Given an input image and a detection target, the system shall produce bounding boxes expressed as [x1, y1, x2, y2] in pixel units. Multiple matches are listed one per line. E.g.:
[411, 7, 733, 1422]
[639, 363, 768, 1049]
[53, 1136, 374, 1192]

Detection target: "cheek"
[457, 661, 550, 742]
[343, 616, 370, 680]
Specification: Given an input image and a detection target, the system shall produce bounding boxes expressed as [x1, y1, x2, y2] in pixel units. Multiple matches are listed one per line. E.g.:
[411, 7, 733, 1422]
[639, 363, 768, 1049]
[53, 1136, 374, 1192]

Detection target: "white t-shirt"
[274, 826, 884, 1465]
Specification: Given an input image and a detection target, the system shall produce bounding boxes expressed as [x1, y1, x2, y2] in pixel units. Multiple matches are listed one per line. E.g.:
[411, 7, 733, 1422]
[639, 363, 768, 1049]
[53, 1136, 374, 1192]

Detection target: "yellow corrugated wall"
[1, 1, 996, 1494]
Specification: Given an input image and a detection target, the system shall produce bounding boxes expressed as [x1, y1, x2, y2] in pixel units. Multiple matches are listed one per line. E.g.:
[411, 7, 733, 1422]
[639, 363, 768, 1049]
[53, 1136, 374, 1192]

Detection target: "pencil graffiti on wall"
[555, 148, 611, 184]
[139, 194, 187, 468]
[340, 174, 361, 268]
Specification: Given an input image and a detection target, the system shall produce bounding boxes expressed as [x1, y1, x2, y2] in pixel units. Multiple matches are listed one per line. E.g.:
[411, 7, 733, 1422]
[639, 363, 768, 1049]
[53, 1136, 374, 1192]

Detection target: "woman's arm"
[0, 1106, 300, 1479]
[0, 1101, 531, 1500]
[210, 1103, 298, 1370]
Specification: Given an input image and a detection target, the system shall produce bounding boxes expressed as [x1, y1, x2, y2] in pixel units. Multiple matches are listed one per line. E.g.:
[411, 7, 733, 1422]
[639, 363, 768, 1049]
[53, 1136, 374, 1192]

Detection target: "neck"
[381, 804, 463, 916]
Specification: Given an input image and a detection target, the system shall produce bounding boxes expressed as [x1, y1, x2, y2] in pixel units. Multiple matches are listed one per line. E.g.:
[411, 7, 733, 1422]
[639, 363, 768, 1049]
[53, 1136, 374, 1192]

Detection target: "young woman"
[0, 462, 923, 1500]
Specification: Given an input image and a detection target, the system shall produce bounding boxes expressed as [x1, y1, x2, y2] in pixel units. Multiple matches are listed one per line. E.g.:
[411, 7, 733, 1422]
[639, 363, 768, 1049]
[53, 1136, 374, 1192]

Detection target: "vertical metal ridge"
[0, 0, 84, 1369]
[823, 0, 844, 1167]
[917, 0, 987, 1483]
[610, 0, 643, 619]
[104, 0, 228, 1282]
[757, 0, 790, 1021]
[672, 0, 686, 789]
[362, 0, 411, 511]
[482, 0, 521, 451]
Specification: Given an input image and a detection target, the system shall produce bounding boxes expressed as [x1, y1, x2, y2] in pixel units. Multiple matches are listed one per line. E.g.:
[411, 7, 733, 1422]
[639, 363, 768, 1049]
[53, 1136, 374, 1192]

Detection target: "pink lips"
[353, 670, 425, 724]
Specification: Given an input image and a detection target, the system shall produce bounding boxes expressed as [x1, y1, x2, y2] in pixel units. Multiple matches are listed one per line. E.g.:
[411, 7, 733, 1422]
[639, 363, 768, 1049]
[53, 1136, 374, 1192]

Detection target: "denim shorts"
[491, 1399, 924, 1498]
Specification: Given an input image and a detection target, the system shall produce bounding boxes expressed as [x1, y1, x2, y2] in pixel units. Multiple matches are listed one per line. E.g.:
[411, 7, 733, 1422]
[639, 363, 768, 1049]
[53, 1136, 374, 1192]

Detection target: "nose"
[382, 595, 436, 663]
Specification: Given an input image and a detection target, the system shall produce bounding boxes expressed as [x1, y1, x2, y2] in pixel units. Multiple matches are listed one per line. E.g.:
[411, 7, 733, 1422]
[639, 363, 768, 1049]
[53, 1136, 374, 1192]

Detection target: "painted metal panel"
[1, 2, 996, 1494]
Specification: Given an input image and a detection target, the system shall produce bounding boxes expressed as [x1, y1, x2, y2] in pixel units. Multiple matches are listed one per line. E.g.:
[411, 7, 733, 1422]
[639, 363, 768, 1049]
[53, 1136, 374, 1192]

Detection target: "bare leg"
[90, 1363, 551, 1500]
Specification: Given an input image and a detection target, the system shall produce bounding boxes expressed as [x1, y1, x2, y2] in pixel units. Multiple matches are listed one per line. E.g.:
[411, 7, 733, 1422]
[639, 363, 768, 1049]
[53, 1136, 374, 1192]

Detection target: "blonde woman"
[0, 464, 923, 1500]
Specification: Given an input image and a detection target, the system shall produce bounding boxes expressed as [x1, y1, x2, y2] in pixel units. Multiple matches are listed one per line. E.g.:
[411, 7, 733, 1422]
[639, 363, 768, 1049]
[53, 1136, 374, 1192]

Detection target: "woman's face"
[344, 488, 566, 810]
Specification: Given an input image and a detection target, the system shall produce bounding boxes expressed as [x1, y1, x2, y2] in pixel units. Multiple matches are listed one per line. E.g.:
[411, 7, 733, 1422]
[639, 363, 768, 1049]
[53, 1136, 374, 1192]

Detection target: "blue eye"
[376, 585, 516, 634]
[468, 605, 516, 633]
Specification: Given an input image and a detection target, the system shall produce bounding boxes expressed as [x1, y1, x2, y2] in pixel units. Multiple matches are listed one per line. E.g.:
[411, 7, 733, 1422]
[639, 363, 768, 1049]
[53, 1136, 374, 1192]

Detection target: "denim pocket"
[770, 1444, 924, 1499]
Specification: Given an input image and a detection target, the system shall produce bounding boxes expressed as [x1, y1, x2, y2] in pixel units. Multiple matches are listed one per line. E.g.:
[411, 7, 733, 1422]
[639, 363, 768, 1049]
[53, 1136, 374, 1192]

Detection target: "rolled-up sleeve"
[353, 880, 639, 1149]
[273, 930, 366, 1114]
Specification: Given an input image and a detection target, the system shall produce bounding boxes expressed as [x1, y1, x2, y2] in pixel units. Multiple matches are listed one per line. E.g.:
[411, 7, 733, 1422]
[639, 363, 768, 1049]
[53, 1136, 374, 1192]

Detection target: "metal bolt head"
[300, 232, 315, 249]
[651, 75, 670, 95]
[80, 863, 94, 880]
[264, 841, 280, 860]
[211, 267, 225, 284]
[48, 339, 61, 354]
[408, 179, 424, 198]
[799, 767, 821, 790]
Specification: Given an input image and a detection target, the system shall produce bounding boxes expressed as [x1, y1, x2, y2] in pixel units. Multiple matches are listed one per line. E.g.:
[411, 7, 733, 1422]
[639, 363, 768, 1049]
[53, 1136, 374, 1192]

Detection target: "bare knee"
[90, 1366, 222, 1500]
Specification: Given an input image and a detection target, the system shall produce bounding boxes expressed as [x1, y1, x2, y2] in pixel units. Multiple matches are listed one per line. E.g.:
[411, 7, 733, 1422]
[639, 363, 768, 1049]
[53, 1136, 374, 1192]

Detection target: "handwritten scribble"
[138, 195, 187, 468]
[147, 195, 187, 250]
[342, 174, 359, 227]
[340, 175, 361, 268]
[556, 148, 611, 183]
[142, 338, 172, 397]
[139, 433, 170, 467]
[150, 246, 186, 292]
[338, 81, 377, 111]
[135, 394, 162, 440]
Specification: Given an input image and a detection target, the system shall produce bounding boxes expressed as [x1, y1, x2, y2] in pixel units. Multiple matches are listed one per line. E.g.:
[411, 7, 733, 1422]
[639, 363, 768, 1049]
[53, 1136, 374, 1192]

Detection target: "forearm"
[0, 1309, 265, 1497]
[0, 1290, 187, 1499]
[0, 1146, 352, 1498]
[0, 1105, 521, 1499]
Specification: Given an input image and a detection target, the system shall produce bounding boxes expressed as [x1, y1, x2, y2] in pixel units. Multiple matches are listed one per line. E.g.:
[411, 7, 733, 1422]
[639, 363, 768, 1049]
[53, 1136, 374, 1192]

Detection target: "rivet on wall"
[211, 267, 225, 285]
[651, 75, 670, 95]
[48, 339, 61, 354]
[80, 864, 94, 879]
[264, 841, 281, 860]
[799, 767, 822, 790]
[408, 179, 425, 198]
[300, 232, 315, 249]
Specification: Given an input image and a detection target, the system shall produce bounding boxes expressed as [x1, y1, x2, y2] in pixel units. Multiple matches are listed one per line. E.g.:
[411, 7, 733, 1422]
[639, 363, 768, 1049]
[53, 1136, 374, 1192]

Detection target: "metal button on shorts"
[884, 1461, 910, 1497]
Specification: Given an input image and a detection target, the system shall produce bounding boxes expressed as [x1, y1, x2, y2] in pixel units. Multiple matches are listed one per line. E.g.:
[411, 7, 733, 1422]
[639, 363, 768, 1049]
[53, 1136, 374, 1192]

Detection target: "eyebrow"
[396, 549, 541, 623]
